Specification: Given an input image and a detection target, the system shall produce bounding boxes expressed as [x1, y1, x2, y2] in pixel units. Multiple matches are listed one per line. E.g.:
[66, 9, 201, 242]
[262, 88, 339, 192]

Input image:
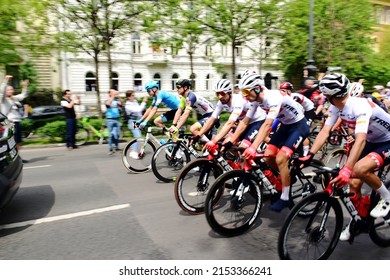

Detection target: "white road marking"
[23, 165, 52, 170]
[0, 203, 130, 230]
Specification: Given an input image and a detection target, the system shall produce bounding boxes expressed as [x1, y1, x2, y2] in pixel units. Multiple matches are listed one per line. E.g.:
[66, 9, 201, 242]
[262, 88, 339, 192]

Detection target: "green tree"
[278, 0, 378, 84]
[0, 0, 54, 70]
[142, 0, 206, 88]
[55, 0, 105, 117]
[196, 0, 268, 82]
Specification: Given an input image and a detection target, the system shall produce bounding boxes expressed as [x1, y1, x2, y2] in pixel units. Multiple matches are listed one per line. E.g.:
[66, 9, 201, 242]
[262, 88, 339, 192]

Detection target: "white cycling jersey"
[255, 89, 305, 125]
[325, 96, 390, 143]
[290, 92, 314, 112]
[212, 93, 266, 124]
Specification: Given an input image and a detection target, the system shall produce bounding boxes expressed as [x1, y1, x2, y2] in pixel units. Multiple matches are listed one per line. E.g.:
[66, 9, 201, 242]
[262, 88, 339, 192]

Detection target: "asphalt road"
[0, 144, 389, 260]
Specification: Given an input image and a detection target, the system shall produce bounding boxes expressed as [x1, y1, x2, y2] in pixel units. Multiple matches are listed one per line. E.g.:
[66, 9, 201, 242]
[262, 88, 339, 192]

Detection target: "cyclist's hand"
[135, 119, 142, 128]
[242, 146, 256, 159]
[169, 125, 179, 135]
[205, 140, 217, 151]
[297, 152, 314, 167]
[139, 120, 148, 128]
[190, 135, 201, 146]
[221, 141, 233, 152]
[330, 165, 352, 187]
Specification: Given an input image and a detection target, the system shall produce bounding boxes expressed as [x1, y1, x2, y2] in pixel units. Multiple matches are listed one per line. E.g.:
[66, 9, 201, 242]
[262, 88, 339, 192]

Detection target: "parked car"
[31, 105, 65, 119]
[0, 112, 23, 210]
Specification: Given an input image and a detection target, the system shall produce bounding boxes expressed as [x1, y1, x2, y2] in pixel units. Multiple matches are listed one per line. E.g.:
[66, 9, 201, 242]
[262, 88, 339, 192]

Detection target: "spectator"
[124, 90, 147, 159]
[0, 75, 29, 152]
[105, 89, 122, 155]
[61, 89, 80, 150]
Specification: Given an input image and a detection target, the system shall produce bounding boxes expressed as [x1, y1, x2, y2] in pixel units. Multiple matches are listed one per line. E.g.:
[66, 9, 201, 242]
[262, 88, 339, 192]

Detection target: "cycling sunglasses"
[241, 88, 252, 97]
[176, 85, 182, 89]
[216, 91, 228, 97]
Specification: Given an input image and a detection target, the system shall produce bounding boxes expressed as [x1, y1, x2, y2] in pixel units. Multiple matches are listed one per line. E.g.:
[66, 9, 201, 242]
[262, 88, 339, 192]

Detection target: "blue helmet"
[145, 80, 159, 91]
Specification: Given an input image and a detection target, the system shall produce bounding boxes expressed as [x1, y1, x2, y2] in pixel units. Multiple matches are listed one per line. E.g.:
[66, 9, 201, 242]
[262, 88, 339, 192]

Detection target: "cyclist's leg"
[354, 141, 390, 217]
[269, 119, 310, 211]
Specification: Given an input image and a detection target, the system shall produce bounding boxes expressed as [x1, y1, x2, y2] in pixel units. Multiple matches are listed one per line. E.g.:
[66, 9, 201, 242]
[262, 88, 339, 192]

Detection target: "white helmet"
[319, 73, 350, 98]
[348, 82, 364, 97]
[374, 85, 384, 91]
[386, 81, 390, 88]
[238, 73, 263, 90]
[214, 79, 232, 93]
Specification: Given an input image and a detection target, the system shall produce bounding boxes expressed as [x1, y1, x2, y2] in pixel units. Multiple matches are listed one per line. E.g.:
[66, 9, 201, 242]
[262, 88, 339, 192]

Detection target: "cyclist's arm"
[344, 132, 366, 167]
[144, 106, 158, 123]
[176, 109, 191, 129]
[198, 116, 216, 137]
[212, 119, 236, 144]
[227, 117, 250, 144]
[249, 118, 273, 150]
[309, 124, 332, 154]
[172, 107, 183, 126]
[140, 106, 152, 121]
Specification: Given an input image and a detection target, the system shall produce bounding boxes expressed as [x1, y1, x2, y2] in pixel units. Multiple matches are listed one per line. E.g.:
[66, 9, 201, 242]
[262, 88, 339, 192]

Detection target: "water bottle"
[160, 139, 166, 145]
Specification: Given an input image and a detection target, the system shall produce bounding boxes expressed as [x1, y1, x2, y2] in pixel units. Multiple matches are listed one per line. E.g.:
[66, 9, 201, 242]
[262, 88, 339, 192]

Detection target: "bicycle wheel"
[205, 170, 263, 237]
[369, 182, 390, 247]
[75, 128, 89, 146]
[290, 159, 330, 216]
[174, 158, 224, 215]
[324, 148, 347, 169]
[151, 142, 191, 183]
[278, 192, 343, 260]
[122, 138, 157, 173]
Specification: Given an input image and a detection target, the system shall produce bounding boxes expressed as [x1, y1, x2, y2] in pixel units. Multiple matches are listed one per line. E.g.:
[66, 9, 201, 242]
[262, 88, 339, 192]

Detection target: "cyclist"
[170, 79, 217, 138]
[279, 82, 317, 156]
[241, 73, 310, 212]
[299, 73, 390, 240]
[200, 79, 266, 152]
[136, 80, 180, 129]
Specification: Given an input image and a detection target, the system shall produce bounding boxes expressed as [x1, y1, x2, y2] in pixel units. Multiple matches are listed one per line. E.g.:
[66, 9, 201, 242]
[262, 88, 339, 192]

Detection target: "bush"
[36, 120, 67, 140]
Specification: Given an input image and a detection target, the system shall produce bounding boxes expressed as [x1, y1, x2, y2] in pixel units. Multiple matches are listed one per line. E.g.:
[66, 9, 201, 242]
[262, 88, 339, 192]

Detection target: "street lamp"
[305, 0, 317, 78]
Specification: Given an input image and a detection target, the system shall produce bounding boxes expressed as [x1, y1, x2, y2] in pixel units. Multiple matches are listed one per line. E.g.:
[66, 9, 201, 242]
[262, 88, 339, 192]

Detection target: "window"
[234, 42, 242, 57]
[85, 72, 96, 91]
[206, 45, 212, 56]
[265, 40, 271, 57]
[190, 73, 196, 90]
[134, 73, 142, 91]
[221, 46, 228, 57]
[132, 33, 141, 54]
[153, 73, 161, 89]
[236, 74, 241, 85]
[386, 10, 390, 24]
[206, 74, 211, 90]
[112, 72, 119, 90]
[172, 73, 179, 90]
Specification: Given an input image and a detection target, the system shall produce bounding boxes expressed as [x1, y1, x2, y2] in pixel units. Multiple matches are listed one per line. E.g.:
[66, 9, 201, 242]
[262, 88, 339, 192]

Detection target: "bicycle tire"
[75, 128, 89, 146]
[278, 192, 343, 260]
[151, 142, 191, 183]
[369, 181, 390, 247]
[290, 159, 330, 217]
[205, 170, 263, 237]
[122, 138, 157, 173]
[324, 148, 347, 169]
[174, 158, 224, 215]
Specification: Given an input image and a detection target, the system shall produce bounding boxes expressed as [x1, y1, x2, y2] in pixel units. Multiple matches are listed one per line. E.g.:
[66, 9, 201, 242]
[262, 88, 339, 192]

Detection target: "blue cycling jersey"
[151, 90, 180, 110]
